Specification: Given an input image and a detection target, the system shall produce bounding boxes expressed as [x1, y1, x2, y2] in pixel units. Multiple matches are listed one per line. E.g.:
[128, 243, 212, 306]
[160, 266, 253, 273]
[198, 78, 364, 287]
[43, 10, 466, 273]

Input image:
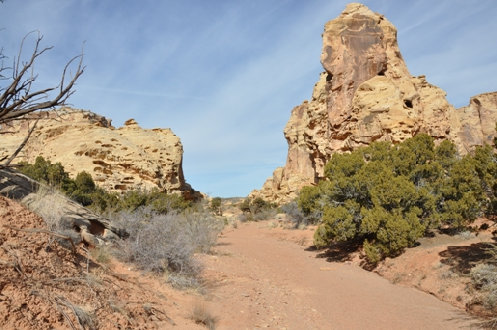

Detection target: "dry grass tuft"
[24, 186, 83, 248]
[26, 186, 67, 231]
[471, 263, 497, 310]
[191, 301, 217, 330]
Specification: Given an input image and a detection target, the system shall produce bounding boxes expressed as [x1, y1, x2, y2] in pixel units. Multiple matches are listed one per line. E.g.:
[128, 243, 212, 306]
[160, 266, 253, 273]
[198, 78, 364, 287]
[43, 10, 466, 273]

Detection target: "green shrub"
[116, 190, 148, 211]
[18, 156, 192, 215]
[110, 189, 192, 214]
[473, 145, 497, 217]
[69, 171, 97, 206]
[250, 197, 272, 214]
[238, 197, 276, 220]
[88, 189, 119, 213]
[74, 171, 96, 193]
[434, 156, 484, 229]
[322, 202, 359, 242]
[210, 197, 222, 216]
[324, 150, 364, 179]
[298, 185, 324, 221]
[363, 239, 382, 265]
[70, 189, 93, 206]
[150, 191, 192, 214]
[19, 156, 72, 188]
[239, 198, 251, 213]
[300, 134, 492, 264]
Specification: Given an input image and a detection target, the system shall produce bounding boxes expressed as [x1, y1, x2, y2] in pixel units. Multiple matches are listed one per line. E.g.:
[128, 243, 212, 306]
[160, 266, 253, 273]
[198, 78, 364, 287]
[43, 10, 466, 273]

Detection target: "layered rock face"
[251, 3, 497, 204]
[0, 108, 197, 197]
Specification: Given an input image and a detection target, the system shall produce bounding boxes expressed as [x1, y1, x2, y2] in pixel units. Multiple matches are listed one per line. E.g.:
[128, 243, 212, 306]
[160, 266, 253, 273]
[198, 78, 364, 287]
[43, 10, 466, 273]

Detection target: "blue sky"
[1, 1, 496, 197]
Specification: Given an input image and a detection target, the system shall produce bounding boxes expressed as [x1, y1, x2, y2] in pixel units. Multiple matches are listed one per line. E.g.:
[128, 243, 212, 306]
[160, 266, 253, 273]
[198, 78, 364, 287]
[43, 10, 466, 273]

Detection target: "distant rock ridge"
[251, 3, 497, 204]
[0, 108, 199, 198]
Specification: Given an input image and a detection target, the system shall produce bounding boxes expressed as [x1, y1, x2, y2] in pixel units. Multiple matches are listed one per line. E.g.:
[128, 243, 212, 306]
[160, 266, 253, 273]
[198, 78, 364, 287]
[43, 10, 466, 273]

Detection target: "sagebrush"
[471, 262, 497, 310]
[113, 207, 223, 288]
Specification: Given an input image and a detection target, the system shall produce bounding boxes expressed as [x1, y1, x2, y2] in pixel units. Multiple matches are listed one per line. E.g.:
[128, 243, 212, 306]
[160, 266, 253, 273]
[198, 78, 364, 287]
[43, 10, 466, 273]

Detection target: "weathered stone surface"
[0, 108, 197, 197]
[456, 92, 497, 153]
[251, 3, 497, 204]
[0, 167, 127, 243]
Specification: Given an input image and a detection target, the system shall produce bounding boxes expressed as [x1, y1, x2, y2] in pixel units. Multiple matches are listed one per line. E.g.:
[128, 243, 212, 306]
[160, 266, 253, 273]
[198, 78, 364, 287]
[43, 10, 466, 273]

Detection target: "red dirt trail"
[201, 221, 478, 330]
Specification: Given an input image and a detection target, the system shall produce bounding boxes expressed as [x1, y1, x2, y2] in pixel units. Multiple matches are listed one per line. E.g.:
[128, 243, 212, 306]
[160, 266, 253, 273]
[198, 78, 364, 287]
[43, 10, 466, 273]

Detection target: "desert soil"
[0, 196, 205, 330]
[199, 220, 480, 330]
[1, 196, 490, 329]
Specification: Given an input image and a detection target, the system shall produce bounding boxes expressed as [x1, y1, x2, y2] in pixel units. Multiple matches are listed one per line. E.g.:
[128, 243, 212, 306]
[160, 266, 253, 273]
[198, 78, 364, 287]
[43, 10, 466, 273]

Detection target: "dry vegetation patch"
[0, 196, 206, 329]
[191, 301, 218, 330]
[112, 207, 224, 289]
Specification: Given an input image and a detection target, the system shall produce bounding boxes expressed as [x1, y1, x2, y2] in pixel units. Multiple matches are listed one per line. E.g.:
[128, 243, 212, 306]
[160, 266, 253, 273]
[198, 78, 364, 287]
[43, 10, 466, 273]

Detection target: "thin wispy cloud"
[1, 0, 496, 197]
[78, 84, 206, 101]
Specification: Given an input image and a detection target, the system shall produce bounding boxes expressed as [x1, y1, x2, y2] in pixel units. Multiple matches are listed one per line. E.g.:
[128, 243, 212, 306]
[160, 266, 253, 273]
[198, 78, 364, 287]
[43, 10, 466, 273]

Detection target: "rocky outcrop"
[251, 3, 497, 204]
[0, 108, 197, 197]
[0, 167, 127, 244]
[456, 92, 497, 153]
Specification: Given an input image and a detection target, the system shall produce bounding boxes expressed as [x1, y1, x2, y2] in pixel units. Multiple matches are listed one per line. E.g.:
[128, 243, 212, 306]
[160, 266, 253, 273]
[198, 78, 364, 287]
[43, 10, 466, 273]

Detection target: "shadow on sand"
[439, 240, 497, 275]
[305, 238, 362, 263]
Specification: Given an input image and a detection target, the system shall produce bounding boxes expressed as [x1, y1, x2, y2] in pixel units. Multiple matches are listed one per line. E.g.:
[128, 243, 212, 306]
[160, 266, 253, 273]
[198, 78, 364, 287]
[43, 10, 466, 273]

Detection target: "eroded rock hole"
[404, 99, 413, 108]
[89, 220, 105, 236]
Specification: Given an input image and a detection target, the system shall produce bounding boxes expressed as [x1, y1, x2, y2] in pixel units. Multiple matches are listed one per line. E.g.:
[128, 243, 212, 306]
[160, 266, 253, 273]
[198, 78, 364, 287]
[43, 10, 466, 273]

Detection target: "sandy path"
[201, 221, 478, 330]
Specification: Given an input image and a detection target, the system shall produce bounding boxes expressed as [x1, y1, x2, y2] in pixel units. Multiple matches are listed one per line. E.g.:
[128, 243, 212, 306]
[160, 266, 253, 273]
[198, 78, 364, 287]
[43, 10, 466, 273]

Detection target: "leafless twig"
[0, 31, 84, 164]
[56, 296, 95, 330]
[0, 245, 25, 277]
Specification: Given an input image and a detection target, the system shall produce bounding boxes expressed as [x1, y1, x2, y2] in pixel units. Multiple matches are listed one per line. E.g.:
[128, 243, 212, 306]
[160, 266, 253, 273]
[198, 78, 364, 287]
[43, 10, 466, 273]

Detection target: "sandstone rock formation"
[251, 3, 497, 204]
[0, 108, 197, 197]
[455, 92, 497, 153]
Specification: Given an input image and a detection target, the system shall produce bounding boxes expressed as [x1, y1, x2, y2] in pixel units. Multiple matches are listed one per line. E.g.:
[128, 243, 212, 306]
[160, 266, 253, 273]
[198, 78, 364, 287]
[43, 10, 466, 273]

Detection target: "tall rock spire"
[251, 3, 497, 204]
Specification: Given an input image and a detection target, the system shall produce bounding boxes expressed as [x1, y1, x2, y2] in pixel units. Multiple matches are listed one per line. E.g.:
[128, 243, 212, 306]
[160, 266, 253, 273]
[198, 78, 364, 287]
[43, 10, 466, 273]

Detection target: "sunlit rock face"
[0, 108, 197, 198]
[250, 3, 497, 204]
[455, 92, 497, 153]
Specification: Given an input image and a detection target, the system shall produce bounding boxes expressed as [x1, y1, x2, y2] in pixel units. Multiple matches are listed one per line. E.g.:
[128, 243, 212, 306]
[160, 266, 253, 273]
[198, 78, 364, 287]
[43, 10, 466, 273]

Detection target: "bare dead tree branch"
[0, 31, 85, 164]
[0, 31, 85, 123]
